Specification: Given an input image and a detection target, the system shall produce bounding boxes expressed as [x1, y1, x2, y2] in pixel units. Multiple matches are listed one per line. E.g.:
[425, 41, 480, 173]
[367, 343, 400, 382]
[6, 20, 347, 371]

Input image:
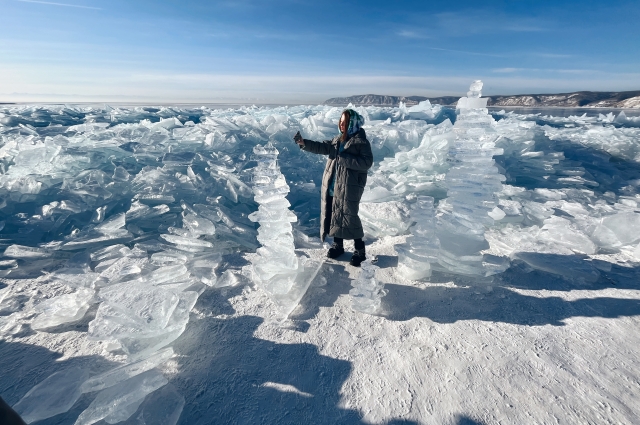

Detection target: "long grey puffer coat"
[301, 128, 373, 241]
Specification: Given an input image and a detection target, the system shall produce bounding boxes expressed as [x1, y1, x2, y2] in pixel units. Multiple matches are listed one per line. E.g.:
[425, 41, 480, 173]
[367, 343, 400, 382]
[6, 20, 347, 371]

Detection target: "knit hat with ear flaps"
[342, 109, 365, 136]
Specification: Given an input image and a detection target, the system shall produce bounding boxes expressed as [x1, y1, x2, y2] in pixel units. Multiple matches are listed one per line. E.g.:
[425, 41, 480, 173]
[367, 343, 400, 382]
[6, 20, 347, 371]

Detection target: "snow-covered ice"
[1, 94, 640, 424]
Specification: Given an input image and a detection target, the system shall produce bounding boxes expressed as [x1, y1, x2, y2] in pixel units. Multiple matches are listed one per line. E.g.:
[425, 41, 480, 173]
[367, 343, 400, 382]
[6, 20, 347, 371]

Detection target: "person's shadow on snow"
[0, 340, 116, 425]
[174, 270, 420, 425]
[172, 314, 371, 425]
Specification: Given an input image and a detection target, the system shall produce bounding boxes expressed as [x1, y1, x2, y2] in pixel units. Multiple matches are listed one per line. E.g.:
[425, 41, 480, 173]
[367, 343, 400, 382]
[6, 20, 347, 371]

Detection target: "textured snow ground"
[3, 240, 640, 424]
[1, 103, 640, 424]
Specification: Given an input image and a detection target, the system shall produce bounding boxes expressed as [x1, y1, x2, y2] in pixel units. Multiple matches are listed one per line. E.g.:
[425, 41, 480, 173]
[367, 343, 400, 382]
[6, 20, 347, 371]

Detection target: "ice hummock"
[1, 97, 639, 424]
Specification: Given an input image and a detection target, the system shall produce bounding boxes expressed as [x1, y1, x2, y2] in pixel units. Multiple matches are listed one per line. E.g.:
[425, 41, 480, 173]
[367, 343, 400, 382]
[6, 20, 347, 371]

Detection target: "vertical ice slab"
[395, 196, 440, 280]
[435, 81, 509, 277]
[350, 258, 385, 314]
[248, 143, 322, 319]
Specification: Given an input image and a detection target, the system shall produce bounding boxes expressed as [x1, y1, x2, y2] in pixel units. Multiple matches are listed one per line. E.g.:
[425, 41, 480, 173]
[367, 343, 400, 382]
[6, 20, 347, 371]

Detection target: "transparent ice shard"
[0, 259, 18, 277]
[81, 347, 174, 393]
[74, 370, 168, 425]
[113, 166, 130, 182]
[88, 284, 189, 344]
[216, 269, 240, 287]
[32, 287, 95, 330]
[3, 244, 50, 259]
[160, 234, 213, 249]
[126, 201, 170, 222]
[97, 256, 148, 285]
[269, 257, 323, 318]
[188, 252, 222, 286]
[362, 118, 454, 202]
[182, 213, 216, 236]
[539, 216, 596, 254]
[350, 258, 385, 314]
[95, 213, 126, 234]
[126, 384, 185, 425]
[395, 196, 439, 280]
[359, 201, 412, 237]
[407, 100, 435, 120]
[60, 230, 134, 251]
[90, 244, 131, 262]
[148, 264, 189, 285]
[601, 212, 640, 246]
[119, 291, 199, 359]
[13, 367, 90, 423]
[151, 251, 189, 265]
[590, 223, 622, 250]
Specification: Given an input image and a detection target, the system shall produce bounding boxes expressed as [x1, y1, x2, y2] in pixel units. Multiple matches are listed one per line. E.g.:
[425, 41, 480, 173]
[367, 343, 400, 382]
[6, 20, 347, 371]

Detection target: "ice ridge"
[434, 81, 508, 277]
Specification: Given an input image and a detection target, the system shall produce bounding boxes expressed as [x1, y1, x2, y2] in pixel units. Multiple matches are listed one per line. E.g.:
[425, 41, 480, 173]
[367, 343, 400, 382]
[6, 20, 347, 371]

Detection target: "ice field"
[1, 87, 640, 424]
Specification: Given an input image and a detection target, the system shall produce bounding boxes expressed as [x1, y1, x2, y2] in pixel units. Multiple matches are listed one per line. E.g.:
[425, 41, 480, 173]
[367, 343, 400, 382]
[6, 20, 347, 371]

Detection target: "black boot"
[350, 248, 366, 267]
[327, 242, 345, 259]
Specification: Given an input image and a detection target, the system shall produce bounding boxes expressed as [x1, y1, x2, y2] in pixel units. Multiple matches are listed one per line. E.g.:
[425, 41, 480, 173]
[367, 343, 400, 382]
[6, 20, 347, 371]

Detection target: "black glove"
[293, 131, 303, 144]
[329, 145, 337, 160]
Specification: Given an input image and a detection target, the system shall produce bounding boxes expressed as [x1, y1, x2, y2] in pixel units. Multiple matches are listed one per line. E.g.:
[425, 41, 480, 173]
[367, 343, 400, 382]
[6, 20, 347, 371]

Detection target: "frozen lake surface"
[1, 100, 639, 424]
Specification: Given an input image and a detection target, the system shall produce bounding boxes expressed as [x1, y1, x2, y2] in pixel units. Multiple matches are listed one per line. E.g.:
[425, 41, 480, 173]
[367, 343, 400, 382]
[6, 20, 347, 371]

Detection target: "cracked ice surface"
[0, 95, 639, 423]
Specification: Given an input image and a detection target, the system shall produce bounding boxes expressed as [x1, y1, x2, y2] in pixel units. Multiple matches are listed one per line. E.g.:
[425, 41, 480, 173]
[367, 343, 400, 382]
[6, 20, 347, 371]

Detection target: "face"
[339, 113, 348, 133]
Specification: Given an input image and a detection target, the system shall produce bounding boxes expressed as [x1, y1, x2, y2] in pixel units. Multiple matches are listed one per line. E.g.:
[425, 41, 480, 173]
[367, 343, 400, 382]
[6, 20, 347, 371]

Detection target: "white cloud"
[397, 30, 430, 39]
[424, 47, 506, 57]
[16, 0, 101, 10]
[493, 68, 524, 73]
[434, 11, 550, 36]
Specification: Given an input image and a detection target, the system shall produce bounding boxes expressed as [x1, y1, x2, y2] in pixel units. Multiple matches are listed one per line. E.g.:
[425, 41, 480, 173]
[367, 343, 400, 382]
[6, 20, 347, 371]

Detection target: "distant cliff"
[324, 91, 640, 108]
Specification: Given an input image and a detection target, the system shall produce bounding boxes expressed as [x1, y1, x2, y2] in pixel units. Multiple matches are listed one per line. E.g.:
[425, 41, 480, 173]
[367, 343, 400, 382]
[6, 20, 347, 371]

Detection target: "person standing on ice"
[294, 109, 373, 267]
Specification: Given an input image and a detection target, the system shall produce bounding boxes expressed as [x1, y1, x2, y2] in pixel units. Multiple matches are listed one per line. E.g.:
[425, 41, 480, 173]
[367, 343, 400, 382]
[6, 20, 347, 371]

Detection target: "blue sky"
[1, 0, 639, 103]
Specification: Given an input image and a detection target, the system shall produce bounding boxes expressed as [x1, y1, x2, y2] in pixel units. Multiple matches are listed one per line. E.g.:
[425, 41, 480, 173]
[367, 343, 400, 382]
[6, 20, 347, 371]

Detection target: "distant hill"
[324, 91, 640, 108]
[324, 94, 457, 107]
